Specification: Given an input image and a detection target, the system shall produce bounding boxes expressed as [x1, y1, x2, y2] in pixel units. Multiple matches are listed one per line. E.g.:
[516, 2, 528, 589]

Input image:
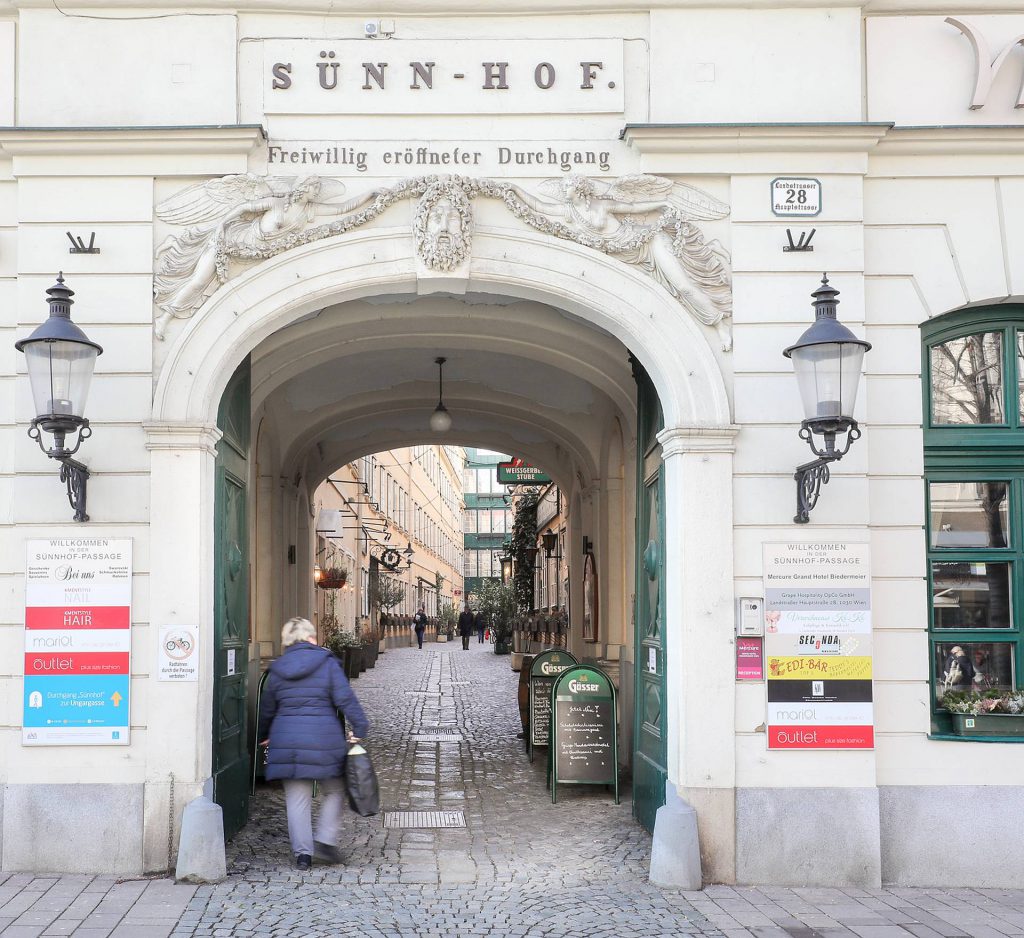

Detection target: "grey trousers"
[282, 777, 345, 856]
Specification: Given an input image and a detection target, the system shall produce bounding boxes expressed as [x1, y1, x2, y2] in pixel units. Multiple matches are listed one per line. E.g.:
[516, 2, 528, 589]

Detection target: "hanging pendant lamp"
[429, 356, 452, 432]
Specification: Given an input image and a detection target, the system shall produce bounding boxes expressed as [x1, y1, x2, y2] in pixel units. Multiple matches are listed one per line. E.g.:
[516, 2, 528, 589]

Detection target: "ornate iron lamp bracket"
[794, 457, 831, 525]
[793, 420, 860, 524]
[28, 419, 92, 522]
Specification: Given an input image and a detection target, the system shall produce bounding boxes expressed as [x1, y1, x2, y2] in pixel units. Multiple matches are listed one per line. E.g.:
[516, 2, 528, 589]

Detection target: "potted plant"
[323, 622, 363, 679]
[359, 621, 379, 669]
[316, 564, 349, 590]
[941, 689, 1024, 737]
[374, 574, 405, 655]
[438, 601, 457, 643]
[476, 579, 518, 656]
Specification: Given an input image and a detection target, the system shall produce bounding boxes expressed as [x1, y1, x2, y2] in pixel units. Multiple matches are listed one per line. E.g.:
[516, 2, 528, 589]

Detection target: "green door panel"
[213, 358, 251, 840]
[632, 360, 668, 833]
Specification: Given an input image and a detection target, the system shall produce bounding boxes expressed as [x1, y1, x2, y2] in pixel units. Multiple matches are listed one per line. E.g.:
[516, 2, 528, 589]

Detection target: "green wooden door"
[213, 358, 251, 839]
[633, 361, 667, 833]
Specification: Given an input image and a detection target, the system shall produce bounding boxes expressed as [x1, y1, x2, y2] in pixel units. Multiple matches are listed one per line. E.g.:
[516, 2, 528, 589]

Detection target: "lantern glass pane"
[23, 340, 98, 420]
[791, 341, 866, 421]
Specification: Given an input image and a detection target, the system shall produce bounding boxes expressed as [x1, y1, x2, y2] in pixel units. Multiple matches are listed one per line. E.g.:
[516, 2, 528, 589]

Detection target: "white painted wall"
[17, 11, 238, 127]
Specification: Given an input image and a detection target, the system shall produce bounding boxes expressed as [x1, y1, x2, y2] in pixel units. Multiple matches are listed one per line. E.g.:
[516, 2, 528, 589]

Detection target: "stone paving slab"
[2, 644, 1024, 936]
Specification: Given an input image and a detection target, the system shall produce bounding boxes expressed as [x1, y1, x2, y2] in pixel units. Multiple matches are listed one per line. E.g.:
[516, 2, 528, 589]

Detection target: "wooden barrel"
[517, 654, 536, 740]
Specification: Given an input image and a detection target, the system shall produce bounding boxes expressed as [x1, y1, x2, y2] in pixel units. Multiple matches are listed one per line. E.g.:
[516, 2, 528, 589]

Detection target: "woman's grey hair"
[281, 617, 317, 648]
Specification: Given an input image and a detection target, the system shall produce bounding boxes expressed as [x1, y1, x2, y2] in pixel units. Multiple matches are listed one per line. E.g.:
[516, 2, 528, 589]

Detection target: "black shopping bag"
[344, 743, 380, 816]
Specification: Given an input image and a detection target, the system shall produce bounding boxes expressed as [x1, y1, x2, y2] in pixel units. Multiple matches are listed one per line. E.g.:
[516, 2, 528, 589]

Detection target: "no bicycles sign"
[158, 625, 199, 682]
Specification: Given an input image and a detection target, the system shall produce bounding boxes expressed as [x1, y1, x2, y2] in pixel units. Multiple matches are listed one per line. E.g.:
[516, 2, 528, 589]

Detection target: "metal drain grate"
[414, 726, 459, 734]
[383, 810, 466, 829]
[405, 691, 442, 696]
[412, 735, 463, 743]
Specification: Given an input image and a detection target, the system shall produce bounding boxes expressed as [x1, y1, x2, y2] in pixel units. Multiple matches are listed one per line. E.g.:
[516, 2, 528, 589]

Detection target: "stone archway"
[143, 223, 738, 881]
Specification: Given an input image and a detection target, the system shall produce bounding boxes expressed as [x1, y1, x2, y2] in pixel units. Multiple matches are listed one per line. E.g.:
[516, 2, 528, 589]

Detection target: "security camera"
[364, 21, 379, 38]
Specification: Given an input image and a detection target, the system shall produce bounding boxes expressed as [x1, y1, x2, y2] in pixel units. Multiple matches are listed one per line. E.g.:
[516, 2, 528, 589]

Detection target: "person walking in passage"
[476, 611, 486, 644]
[413, 605, 428, 649]
[458, 603, 476, 651]
[257, 617, 369, 871]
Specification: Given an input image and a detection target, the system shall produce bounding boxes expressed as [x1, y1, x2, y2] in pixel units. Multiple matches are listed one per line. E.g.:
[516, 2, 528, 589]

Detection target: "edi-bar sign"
[23, 539, 132, 746]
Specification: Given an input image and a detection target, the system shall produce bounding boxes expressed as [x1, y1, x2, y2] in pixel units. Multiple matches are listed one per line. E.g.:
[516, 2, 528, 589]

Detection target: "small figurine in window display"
[942, 645, 975, 693]
[971, 647, 995, 690]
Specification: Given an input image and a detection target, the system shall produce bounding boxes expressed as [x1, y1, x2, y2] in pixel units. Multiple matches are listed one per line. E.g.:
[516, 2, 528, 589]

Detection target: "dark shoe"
[296, 853, 312, 871]
[314, 841, 343, 864]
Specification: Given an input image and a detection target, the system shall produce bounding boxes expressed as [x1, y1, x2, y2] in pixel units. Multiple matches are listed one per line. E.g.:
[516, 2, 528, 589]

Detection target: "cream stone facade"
[1, 0, 1024, 888]
[311, 447, 465, 636]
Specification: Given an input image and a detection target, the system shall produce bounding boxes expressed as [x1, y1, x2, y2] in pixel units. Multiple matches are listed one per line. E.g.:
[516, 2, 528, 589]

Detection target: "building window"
[923, 309, 1024, 738]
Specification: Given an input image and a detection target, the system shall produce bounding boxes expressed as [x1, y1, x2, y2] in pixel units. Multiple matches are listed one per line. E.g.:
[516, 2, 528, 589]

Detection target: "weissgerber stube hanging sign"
[496, 458, 552, 485]
[23, 539, 132, 746]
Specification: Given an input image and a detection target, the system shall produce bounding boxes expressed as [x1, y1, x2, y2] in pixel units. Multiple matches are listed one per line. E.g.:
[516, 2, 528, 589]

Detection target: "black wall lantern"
[783, 275, 870, 524]
[15, 274, 103, 522]
[540, 530, 564, 560]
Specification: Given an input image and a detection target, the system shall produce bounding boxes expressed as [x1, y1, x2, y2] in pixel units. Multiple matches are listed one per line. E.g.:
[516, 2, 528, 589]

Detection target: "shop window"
[923, 308, 1024, 738]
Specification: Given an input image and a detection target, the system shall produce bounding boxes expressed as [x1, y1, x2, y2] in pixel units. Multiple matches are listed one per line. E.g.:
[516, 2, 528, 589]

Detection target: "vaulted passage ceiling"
[250, 293, 638, 490]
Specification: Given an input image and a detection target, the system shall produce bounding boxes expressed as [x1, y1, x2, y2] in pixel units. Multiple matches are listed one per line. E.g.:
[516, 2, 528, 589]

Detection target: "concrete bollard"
[175, 795, 227, 883]
[649, 782, 702, 890]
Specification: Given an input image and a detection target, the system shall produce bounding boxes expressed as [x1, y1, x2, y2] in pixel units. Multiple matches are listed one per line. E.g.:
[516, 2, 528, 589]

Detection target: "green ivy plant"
[509, 488, 539, 613]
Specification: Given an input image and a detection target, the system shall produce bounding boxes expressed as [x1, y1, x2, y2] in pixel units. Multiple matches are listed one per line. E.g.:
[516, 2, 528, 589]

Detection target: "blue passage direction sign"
[23, 675, 130, 744]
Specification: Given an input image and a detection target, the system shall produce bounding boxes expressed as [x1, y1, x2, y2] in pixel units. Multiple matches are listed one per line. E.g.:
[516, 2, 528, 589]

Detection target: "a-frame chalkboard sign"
[549, 664, 619, 804]
[528, 649, 578, 762]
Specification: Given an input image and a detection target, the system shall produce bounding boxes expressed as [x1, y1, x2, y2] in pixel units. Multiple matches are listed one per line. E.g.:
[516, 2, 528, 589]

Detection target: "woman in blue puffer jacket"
[257, 617, 370, 870]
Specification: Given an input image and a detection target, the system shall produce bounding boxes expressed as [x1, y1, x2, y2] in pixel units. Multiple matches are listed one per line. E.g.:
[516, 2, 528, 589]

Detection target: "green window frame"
[922, 306, 1024, 740]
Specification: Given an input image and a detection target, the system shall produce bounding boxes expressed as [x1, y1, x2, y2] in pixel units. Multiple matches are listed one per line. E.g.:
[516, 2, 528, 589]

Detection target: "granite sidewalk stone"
[2, 644, 1023, 937]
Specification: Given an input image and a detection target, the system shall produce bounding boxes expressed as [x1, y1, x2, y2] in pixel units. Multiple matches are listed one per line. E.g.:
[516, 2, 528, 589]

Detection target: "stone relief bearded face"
[414, 183, 472, 272]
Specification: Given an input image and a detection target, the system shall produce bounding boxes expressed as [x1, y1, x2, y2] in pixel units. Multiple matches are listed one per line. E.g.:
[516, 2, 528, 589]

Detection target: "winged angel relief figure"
[153, 174, 381, 338]
[500, 174, 733, 350]
[153, 171, 733, 349]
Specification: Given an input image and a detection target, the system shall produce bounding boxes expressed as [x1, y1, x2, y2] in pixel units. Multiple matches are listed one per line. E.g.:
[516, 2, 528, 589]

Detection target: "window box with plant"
[941, 689, 1024, 737]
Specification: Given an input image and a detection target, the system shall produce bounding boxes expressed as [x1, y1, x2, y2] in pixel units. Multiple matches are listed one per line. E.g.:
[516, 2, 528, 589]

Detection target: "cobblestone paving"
[3, 643, 1024, 937]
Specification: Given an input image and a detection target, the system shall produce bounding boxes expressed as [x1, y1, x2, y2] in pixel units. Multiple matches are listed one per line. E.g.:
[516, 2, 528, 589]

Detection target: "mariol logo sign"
[497, 458, 552, 486]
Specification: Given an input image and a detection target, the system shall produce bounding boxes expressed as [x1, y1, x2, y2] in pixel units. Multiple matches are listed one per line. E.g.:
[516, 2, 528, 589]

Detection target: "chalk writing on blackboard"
[550, 665, 619, 803]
